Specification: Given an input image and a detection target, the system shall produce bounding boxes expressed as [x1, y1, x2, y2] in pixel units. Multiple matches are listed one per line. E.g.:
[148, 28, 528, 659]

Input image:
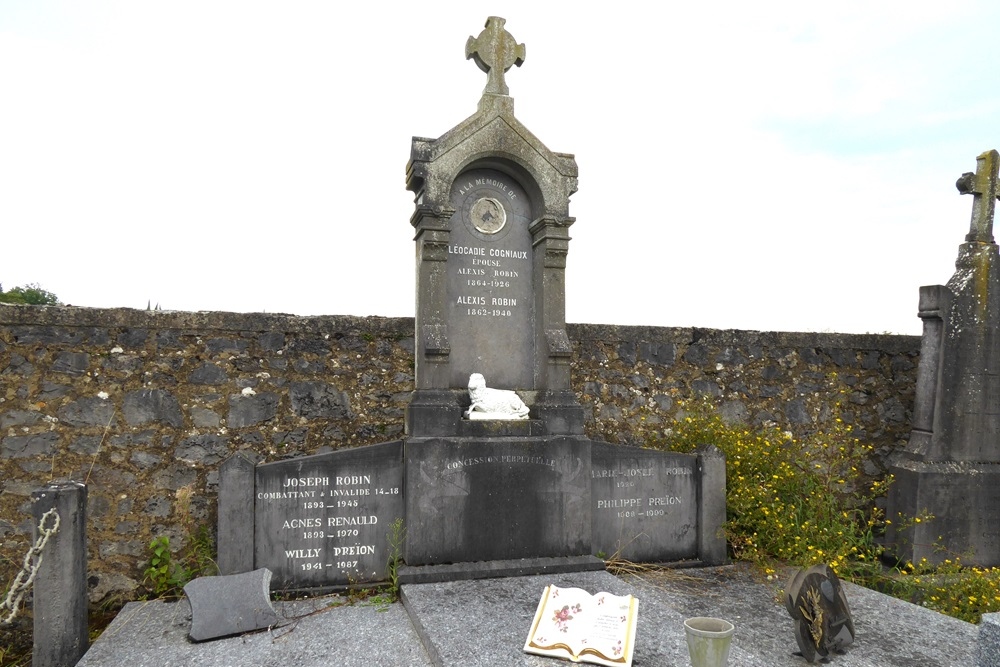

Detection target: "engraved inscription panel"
[254, 442, 403, 590]
[591, 443, 699, 562]
[447, 168, 533, 388]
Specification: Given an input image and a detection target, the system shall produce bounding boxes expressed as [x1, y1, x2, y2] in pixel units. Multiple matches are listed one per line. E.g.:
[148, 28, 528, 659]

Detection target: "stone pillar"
[697, 445, 728, 565]
[31, 481, 88, 667]
[529, 215, 584, 435]
[217, 453, 255, 575]
[905, 285, 948, 459]
[406, 204, 458, 437]
[412, 204, 454, 390]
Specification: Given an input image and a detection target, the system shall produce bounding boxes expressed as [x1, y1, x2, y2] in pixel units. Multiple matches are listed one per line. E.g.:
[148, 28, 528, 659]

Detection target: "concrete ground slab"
[401, 569, 767, 666]
[621, 564, 977, 666]
[77, 563, 978, 667]
[75, 595, 432, 667]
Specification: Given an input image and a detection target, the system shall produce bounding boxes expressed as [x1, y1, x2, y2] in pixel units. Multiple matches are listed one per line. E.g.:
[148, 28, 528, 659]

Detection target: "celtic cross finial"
[465, 17, 525, 97]
[957, 149, 1000, 243]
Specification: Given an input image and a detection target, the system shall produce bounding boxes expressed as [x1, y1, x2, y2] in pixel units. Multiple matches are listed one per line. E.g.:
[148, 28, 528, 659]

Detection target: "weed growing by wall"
[648, 394, 889, 580]
[142, 485, 218, 598]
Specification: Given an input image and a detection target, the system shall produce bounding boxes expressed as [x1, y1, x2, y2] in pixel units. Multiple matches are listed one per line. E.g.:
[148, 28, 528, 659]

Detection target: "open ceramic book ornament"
[523, 584, 638, 667]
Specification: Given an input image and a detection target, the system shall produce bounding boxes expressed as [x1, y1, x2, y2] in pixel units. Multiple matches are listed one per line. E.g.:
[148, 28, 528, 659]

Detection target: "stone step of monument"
[452, 419, 548, 437]
[396, 555, 605, 585]
[76, 565, 977, 667]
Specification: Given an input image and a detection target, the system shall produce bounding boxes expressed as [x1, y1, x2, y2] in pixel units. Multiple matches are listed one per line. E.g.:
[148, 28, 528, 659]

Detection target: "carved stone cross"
[465, 17, 525, 97]
[957, 149, 1000, 243]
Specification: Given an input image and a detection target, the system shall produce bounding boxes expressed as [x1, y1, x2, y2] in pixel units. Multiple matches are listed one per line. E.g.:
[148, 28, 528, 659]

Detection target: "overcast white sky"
[2, 1, 998, 334]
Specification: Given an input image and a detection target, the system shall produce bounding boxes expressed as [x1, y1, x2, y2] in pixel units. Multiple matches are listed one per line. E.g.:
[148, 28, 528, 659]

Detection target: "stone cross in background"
[957, 149, 999, 243]
[887, 148, 1000, 567]
[466, 16, 525, 96]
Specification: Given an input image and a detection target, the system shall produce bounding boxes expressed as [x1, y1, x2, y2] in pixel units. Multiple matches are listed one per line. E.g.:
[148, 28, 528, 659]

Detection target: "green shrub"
[648, 393, 1000, 623]
[0, 283, 59, 305]
[647, 394, 887, 582]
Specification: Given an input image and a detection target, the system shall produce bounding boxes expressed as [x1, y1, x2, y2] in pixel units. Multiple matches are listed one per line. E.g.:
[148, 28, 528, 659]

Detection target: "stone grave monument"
[887, 149, 1000, 567]
[217, 17, 726, 592]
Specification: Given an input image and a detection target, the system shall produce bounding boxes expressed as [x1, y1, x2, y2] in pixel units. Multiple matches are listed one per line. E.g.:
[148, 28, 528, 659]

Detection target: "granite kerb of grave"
[402, 436, 593, 566]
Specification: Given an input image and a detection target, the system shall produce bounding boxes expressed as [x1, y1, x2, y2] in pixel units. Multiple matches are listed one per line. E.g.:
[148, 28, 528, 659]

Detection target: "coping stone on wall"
[0, 305, 919, 357]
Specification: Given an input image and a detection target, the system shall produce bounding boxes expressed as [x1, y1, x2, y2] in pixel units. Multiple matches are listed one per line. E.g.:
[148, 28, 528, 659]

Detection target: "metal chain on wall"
[0, 507, 60, 625]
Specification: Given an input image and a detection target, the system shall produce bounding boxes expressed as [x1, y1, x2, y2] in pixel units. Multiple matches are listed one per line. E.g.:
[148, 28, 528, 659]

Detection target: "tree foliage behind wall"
[0, 283, 59, 305]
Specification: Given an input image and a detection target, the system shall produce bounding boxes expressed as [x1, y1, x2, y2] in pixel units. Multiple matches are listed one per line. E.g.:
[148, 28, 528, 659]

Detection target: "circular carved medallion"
[470, 197, 507, 234]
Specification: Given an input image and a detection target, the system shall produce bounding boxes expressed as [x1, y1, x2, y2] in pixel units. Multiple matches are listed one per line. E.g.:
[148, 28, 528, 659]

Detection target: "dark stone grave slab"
[254, 440, 404, 590]
[184, 568, 280, 642]
[403, 437, 591, 565]
[591, 442, 699, 562]
[592, 442, 727, 565]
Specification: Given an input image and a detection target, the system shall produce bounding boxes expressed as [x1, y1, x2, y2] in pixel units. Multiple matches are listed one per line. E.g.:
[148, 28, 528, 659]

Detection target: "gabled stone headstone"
[888, 149, 1000, 567]
[401, 16, 596, 570]
[405, 16, 583, 439]
[184, 568, 279, 642]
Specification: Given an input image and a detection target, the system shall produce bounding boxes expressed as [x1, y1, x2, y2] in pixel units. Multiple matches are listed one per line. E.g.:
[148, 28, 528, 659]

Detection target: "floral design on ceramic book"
[523, 584, 638, 667]
[553, 603, 584, 632]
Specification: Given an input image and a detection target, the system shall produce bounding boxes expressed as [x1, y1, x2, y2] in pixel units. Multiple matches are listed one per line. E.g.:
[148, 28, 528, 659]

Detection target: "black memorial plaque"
[404, 437, 591, 564]
[447, 168, 533, 389]
[591, 442, 699, 562]
[254, 441, 403, 590]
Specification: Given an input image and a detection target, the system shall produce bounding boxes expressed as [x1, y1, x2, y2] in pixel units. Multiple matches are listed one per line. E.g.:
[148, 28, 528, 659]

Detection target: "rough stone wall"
[0, 306, 920, 603]
[570, 325, 919, 468]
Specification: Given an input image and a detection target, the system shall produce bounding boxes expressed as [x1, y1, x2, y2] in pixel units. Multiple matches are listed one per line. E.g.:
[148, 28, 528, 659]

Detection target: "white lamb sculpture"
[465, 373, 530, 420]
